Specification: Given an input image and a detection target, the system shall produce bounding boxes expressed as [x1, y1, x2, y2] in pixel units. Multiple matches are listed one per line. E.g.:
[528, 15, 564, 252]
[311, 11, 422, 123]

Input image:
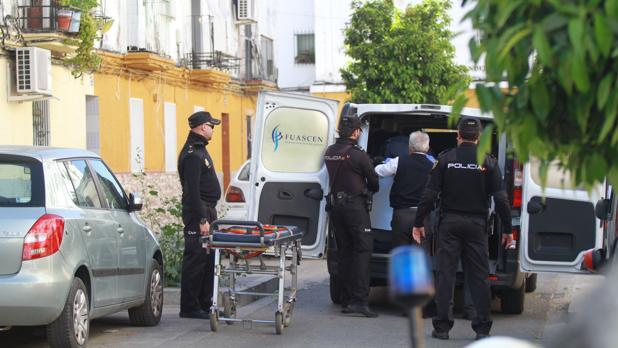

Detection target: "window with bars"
[33, 100, 50, 146]
[295, 33, 315, 64]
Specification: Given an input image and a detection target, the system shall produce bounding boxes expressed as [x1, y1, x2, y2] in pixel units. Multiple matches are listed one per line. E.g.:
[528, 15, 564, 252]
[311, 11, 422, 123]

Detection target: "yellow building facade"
[93, 52, 275, 190]
[0, 55, 93, 148]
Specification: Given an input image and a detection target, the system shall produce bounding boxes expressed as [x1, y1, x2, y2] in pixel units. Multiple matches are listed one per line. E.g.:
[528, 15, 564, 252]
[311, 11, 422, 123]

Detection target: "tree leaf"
[497, 0, 523, 28]
[594, 14, 613, 57]
[587, 153, 608, 182]
[477, 124, 494, 165]
[606, 0, 618, 18]
[571, 55, 590, 92]
[597, 73, 613, 109]
[533, 26, 553, 65]
[541, 12, 568, 32]
[498, 26, 532, 61]
[599, 90, 618, 142]
[568, 18, 585, 54]
[530, 80, 550, 121]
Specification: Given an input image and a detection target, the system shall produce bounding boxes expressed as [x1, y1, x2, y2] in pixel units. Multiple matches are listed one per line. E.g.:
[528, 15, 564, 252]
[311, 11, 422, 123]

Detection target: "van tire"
[525, 273, 538, 293]
[500, 282, 525, 314]
[47, 277, 89, 348]
[329, 274, 342, 305]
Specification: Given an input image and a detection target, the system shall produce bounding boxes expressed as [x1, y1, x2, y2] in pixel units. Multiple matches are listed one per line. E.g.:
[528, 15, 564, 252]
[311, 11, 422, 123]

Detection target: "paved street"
[0, 259, 602, 348]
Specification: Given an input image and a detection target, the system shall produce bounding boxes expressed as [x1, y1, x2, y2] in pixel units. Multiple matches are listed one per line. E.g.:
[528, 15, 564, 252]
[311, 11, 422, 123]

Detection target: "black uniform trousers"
[331, 196, 373, 306]
[433, 213, 492, 335]
[180, 206, 217, 313]
[391, 207, 418, 248]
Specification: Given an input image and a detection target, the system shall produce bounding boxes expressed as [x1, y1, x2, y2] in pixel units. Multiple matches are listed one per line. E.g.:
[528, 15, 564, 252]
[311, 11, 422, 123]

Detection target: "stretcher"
[200, 220, 303, 334]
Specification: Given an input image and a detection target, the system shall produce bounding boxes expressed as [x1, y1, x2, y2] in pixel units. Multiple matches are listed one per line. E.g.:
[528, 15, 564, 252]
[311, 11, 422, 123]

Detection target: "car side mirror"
[129, 192, 143, 212]
[595, 198, 611, 220]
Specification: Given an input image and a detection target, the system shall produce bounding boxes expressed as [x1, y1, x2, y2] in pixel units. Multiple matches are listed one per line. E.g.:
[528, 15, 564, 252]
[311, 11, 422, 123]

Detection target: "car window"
[238, 161, 250, 181]
[89, 160, 128, 210]
[61, 160, 102, 208]
[0, 156, 44, 207]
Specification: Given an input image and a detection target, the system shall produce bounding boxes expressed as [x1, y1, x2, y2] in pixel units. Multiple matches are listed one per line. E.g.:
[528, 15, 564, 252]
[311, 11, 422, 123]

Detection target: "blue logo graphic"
[271, 125, 283, 151]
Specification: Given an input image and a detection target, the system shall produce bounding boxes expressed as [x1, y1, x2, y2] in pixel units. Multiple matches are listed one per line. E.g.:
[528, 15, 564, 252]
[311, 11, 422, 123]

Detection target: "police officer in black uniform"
[412, 117, 512, 340]
[178, 111, 222, 319]
[325, 116, 380, 318]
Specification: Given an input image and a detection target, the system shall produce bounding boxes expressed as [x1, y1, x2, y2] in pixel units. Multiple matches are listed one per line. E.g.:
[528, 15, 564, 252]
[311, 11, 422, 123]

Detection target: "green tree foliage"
[462, 0, 618, 187]
[341, 0, 470, 104]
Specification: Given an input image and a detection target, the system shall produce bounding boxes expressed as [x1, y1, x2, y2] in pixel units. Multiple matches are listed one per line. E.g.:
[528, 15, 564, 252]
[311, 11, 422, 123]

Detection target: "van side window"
[89, 160, 128, 210]
[238, 161, 250, 181]
[60, 160, 102, 208]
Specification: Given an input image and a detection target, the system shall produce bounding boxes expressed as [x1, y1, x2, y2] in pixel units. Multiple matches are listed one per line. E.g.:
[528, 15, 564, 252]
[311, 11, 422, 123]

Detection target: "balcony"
[16, 1, 80, 54]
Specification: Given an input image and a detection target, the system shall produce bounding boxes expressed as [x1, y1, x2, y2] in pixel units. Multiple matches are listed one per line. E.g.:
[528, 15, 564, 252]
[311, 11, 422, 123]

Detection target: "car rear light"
[225, 186, 245, 203]
[22, 214, 65, 261]
[512, 186, 522, 208]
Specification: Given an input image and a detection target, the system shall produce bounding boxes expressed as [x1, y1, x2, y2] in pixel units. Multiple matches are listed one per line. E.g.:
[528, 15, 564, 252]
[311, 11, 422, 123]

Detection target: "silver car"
[0, 146, 163, 348]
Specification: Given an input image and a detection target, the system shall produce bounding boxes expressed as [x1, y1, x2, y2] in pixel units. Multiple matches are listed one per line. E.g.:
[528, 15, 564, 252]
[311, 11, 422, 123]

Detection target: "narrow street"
[0, 260, 591, 348]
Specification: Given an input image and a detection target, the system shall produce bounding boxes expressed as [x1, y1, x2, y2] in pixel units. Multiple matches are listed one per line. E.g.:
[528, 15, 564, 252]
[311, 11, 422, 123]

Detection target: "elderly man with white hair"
[375, 131, 435, 248]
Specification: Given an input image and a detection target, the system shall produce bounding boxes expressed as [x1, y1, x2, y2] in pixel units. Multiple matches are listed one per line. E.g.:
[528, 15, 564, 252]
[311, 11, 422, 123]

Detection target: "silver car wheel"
[150, 268, 163, 317]
[72, 288, 89, 345]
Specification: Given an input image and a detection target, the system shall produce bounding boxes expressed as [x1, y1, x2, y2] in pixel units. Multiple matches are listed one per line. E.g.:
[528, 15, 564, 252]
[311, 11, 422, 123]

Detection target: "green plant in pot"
[58, 0, 112, 78]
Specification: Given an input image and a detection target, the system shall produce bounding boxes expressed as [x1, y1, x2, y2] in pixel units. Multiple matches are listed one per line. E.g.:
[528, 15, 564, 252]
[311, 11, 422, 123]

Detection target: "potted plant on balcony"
[57, 0, 112, 77]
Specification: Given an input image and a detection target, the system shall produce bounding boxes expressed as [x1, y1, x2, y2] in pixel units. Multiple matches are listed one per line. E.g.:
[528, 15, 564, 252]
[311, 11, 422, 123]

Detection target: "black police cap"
[188, 111, 221, 129]
[457, 117, 481, 135]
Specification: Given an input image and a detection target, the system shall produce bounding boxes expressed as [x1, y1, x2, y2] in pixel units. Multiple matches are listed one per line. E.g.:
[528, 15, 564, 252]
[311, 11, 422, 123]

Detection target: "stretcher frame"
[200, 220, 302, 335]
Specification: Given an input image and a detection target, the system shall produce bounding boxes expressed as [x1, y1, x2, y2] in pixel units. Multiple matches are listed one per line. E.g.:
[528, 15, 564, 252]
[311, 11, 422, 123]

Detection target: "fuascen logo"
[270, 125, 324, 152]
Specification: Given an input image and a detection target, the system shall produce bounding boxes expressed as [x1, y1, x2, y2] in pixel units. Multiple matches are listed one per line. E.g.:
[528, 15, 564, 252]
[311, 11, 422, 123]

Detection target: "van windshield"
[0, 156, 44, 207]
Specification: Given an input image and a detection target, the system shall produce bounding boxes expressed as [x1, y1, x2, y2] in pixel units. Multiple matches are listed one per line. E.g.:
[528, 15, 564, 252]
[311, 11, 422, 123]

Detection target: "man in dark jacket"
[412, 117, 512, 340]
[325, 116, 380, 317]
[177, 111, 221, 319]
[374, 131, 435, 247]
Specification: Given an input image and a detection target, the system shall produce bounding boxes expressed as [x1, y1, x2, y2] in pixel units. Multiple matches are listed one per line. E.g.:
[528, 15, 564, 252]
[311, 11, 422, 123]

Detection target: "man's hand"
[199, 220, 210, 236]
[502, 233, 514, 249]
[412, 227, 425, 245]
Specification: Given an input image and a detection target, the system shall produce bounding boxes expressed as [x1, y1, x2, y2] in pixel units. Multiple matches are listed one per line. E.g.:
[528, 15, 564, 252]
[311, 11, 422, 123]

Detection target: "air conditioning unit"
[237, 0, 254, 21]
[15, 47, 52, 95]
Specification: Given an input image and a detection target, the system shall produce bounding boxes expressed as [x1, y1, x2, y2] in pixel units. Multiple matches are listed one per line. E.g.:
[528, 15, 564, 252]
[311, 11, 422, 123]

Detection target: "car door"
[519, 159, 605, 273]
[249, 91, 338, 257]
[60, 159, 119, 307]
[89, 159, 146, 301]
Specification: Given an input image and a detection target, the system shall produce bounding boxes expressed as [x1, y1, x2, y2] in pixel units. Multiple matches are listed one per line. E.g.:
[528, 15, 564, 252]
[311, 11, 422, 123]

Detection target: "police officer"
[178, 111, 222, 319]
[325, 116, 379, 318]
[411, 117, 512, 340]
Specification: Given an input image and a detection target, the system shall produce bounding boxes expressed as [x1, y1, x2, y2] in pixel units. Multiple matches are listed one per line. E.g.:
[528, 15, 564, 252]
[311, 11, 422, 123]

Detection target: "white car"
[222, 160, 251, 220]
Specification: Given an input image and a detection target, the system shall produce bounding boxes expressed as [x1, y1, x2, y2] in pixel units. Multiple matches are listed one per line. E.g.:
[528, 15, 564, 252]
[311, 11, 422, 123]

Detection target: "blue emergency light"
[389, 245, 435, 308]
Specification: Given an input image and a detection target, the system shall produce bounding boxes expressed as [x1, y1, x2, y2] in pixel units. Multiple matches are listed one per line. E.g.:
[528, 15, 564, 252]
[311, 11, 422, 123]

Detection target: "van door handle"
[82, 224, 92, 233]
[278, 191, 293, 200]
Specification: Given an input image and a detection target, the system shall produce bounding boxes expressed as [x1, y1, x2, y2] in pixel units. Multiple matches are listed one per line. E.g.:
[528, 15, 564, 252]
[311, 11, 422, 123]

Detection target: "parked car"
[223, 159, 251, 221]
[0, 146, 164, 348]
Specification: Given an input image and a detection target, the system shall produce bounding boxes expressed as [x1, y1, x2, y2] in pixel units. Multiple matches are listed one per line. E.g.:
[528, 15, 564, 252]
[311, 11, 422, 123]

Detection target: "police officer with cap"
[178, 110, 222, 319]
[412, 117, 512, 340]
[325, 116, 380, 318]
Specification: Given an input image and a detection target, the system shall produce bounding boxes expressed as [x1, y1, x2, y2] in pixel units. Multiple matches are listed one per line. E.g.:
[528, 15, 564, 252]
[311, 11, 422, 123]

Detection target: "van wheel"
[129, 259, 163, 326]
[47, 277, 89, 348]
[525, 273, 538, 293]
[501, 282, 525, 314]
[329, 274, 342, 305]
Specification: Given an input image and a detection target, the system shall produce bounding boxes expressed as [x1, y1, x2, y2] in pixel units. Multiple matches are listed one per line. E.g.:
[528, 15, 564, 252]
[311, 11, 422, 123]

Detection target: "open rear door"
[249, 92, 338, 257]
[520, 159, 605, 273]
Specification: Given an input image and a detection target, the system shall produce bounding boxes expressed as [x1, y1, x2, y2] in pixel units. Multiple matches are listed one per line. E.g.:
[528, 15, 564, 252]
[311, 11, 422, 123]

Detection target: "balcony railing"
[17, 1, 81, 34]
[182, 51, 241, 77]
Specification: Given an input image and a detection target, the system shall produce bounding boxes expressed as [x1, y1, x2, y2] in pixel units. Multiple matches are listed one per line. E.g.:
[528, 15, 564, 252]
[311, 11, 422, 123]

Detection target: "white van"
[230, 91, 613, 313]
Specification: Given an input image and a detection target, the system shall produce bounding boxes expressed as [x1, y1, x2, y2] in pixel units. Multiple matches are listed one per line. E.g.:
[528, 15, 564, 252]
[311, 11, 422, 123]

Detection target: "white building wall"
[274, 0, 315, 90]
[313, 0, 350, 88]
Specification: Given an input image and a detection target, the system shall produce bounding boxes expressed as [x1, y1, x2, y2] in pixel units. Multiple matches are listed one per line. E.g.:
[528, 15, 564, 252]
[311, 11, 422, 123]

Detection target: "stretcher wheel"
[275, 311, 284, 335]
[223, 293, 236, 325]
[283, 301, 294, 327]
[210, 310, 219, 332]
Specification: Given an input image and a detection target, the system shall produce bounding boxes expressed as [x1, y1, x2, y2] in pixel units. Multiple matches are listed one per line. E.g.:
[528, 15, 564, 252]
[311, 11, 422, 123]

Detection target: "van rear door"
[520, 159, 605, 273]
[249, 92, 338, 257]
